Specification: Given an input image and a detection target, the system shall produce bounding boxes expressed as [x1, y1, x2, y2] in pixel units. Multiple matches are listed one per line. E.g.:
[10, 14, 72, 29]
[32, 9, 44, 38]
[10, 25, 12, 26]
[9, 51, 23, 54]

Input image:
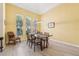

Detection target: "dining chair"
[30, 34, 42, 52]
[26, 32, 29, 43]
[44, 32, 49, 37]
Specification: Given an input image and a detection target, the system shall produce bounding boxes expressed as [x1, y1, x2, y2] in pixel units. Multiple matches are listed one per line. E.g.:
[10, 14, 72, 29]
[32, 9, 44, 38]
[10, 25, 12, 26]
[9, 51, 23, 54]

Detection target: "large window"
[16, 15, 23, 36]
[26, 16, 31, 34]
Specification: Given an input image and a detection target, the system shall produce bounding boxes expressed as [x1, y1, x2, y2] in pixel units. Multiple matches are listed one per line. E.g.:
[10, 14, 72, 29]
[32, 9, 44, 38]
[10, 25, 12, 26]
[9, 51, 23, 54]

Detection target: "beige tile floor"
[0, 39, 79, 56]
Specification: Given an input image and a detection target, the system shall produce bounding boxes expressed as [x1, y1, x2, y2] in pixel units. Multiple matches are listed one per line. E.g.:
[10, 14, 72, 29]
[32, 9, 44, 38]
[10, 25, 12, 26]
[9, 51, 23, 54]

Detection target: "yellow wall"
[5, 3, 41, 42]
[0, 3, 5, 48]
[5, 3, 79, 46]
[41, 4, 79, 45]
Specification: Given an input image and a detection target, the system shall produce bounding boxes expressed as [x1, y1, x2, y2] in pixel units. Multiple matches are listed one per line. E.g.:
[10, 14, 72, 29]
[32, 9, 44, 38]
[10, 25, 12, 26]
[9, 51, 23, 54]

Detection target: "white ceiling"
[13, 3, 60, 15]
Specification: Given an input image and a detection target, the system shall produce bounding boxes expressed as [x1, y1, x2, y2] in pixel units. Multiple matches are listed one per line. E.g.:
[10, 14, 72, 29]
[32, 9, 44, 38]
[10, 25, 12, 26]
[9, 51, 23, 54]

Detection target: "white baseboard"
[49, 39, 79, 55]
[50, 39, 79, 48]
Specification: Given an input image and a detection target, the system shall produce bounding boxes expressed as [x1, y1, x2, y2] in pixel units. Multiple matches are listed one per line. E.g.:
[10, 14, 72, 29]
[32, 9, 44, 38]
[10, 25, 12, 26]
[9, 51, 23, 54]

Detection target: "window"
[26, 16, 31, 34]
[16, 15, 23, 36]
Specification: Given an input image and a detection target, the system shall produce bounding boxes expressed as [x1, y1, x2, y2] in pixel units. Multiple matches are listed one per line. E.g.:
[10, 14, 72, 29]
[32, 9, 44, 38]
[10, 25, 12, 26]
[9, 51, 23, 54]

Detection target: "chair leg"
[40, 39, 43, 51]
[31, 42, 32, 48]
[34, 43, 35, 52]
[14, 41, 16, 44]
[27, 39, 29, 44]
[44, 40, 45, 48]
[19, 39, 21, 42]
[46, 37, 48, 48]
[29, 41, 30, 47]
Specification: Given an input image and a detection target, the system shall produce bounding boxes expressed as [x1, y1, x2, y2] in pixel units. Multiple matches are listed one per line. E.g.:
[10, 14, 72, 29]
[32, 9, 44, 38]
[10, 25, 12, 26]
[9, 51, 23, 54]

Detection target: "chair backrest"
[31, 34, 36, 40]
[7, 32, 15, 39]
[44, 32, 49, 37]
[37, 31, 43, 35]
[26, 31, 31, 40]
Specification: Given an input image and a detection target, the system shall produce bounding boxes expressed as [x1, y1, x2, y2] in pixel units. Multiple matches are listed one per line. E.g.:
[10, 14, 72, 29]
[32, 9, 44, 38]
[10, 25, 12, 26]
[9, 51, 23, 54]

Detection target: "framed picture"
[48, 22, 55, 28]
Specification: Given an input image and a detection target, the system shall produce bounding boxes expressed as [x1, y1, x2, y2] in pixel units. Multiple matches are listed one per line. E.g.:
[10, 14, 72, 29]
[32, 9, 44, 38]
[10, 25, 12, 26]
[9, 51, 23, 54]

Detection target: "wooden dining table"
[29, 32, 52, 51]
[35, 33, 48, 48]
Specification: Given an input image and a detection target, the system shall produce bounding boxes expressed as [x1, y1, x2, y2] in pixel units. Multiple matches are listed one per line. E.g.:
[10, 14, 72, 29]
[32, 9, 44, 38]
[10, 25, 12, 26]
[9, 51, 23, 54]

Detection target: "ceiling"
[13, 3, 60, 15]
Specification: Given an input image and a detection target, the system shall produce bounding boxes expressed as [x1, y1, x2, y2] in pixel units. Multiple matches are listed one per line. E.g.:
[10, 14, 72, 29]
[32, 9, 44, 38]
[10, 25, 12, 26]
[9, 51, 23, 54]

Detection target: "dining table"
[35, 33, 48, 48]
[29, 32, 53, 51]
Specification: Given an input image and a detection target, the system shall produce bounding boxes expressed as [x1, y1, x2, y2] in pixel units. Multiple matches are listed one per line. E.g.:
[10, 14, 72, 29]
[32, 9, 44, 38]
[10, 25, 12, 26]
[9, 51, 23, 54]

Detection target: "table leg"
[44, 40, 45, 48]
[40, 38, 43, 51]
[46, 37, 48, 48]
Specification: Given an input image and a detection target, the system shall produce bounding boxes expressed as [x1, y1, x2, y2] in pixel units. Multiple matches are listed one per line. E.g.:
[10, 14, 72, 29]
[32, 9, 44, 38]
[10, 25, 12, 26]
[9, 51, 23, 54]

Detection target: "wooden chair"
[30, 34, 42, 52]
[37, 31, 43, 34]
[7, 32, 21, 44]
[44, 32, 49, 37]
[26, 32, 31, 46]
